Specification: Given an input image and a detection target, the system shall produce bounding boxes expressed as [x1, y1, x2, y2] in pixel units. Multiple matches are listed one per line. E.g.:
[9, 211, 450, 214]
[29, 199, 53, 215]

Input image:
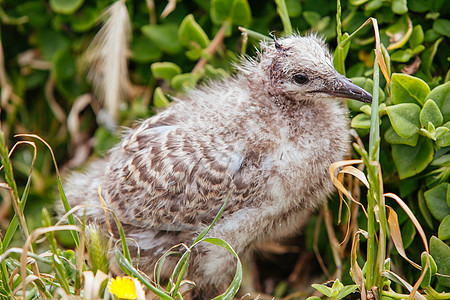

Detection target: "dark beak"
[320, 76, 372, 103]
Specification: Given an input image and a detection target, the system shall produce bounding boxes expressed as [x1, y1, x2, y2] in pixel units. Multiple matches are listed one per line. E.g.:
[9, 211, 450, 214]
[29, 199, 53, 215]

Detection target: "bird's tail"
[57, 158, 109, 224]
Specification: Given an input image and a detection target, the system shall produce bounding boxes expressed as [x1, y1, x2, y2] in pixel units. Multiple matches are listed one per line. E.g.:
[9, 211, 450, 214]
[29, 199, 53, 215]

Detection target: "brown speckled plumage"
[64, 34, 371, 296]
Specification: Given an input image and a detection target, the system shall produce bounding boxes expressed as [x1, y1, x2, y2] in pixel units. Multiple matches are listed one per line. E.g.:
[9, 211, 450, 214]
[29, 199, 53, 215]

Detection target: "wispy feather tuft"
[84, 0, 131, 127]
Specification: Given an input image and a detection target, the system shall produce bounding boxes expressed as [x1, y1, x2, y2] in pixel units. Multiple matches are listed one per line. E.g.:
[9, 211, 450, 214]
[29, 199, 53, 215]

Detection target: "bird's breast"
[262, 120, 348, 211]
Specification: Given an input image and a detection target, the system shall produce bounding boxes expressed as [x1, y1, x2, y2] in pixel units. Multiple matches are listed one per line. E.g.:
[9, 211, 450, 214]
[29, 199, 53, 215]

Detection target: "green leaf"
[420, 99, 444, 127]
[185, 48, 203, 60]
[427, 121, 436, 133]
[70, 6, 99, 32]
[94, 127, 120, 155]
[204, 64, 228, 80]
[437, 122, 450, 147]
[332, 278, 344, 291]
[399, 177, 419, 197]
[420, 252, 437, 288]
[386, 103, 421, 138]
[360, 105, 372, 115]
[421, 37, 443, 78]
[130, 36, 162, 63]
[142, 24, 183, 55]
[427, 81, 450, 123]
[430, 236, 450, 288]
[366, 0, 382, 11]
[411, 44, 425, 55]
[438, 215, 450, 240]
[409, 25, 424, 48]
[401, 219, 416, 249]
[53, 49, 76, 81]
[386, 15, 413, 50]
[16, 1, 50, 27]
[311, 284, 333, 297]
[385, 126, 419, 146]
[428, 253, 438, 275]
[153, 87, 170, 108]
[392, 137, 434, 179]
[433, 19, 450, 37]
[421, 132, 435, 144]
[56, 78, 84, 103]
[38, 29, 70, 61]
[151, 62, 182, 81]
[431, 153, 450, 167]
[210, 0, 251, 25]
[436, 126, 449, 139]
[391, 49, 413, 63]
[391, 73, 430, 105]
[408, 0, 432, 13]
[444, 184, 450, 202]
[178, 14, 210, 49]
[337, 284, 359, 300]
[349, 0, 369, 5]
[211, 0, 232, 24]
[424, 29, 440, 42]
[418, 189, 434, 229]
[392, 0, 408, 15]
[303, 11, 321, 27]
[230, 0, 252, 25]
[351, 113, 371, 129]
[171, 73, 198, 91]
[425, 183, 450, 221]
[50, 0, 84, 14]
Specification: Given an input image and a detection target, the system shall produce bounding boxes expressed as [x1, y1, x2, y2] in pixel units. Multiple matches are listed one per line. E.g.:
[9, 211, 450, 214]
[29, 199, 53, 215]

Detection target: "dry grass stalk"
[84, 0, 131, 126]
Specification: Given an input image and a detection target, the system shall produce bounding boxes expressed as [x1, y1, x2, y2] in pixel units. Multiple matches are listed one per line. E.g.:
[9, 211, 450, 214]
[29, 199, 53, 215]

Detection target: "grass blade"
[275, 0, 292, 34]
[15, 133, 80, 247]
[201, 237, 242, 300]
[114, 247, 173, 300]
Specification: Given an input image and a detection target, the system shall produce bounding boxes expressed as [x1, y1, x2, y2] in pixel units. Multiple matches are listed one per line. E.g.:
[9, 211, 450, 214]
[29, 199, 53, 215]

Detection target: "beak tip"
[343, 80, 373, 103]
[358, 91, 373, 103]
[321, 76, 374, 103]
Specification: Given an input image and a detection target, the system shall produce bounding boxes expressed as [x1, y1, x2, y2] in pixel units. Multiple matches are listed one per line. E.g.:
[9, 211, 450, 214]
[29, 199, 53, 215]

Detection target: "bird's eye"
[293, 74, 308, 84]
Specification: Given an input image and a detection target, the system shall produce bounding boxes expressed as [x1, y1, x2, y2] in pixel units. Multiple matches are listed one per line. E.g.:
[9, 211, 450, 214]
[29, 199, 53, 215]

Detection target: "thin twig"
[312, 210, 331, 278]
[0, 34, 22, 111]
[323, 202, 343, 279]
[160, 0, 177, 19]
[146, 0, 157, 25]
[45, 76, 66, 124]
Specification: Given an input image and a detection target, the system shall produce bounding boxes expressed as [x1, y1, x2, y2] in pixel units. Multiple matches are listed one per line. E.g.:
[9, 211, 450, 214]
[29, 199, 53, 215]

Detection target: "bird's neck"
[268, 91, 322, 122]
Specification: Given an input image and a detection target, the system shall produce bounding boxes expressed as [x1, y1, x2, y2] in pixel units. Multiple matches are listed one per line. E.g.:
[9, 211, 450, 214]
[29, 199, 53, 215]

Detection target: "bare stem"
[324, 202, 343, 279]
[146, 0, 157, 25]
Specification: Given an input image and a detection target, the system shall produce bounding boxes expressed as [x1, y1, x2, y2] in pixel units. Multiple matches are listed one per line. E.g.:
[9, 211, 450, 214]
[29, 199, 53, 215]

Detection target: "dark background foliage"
[0, 0, 449, 297]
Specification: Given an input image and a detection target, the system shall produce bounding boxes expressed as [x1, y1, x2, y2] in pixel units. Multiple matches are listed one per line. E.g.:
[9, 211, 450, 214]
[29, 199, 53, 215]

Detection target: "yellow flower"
[108, 276, 138, 299]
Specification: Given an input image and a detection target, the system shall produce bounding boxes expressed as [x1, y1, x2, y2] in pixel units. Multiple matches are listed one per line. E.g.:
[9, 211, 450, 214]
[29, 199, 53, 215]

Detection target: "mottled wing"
[103, 114, 244, 231]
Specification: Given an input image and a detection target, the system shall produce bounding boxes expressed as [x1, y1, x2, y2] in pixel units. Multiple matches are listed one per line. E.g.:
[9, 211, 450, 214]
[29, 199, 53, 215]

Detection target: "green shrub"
[0, 0, 449, 299]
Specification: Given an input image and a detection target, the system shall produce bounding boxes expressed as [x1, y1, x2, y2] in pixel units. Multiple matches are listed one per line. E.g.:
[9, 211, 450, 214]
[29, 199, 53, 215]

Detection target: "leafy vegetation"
[0, 0, 449, 299]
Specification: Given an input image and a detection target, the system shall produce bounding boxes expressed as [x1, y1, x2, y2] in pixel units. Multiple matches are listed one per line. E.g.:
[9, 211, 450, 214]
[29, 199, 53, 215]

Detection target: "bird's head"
[255, 33, 372, 104]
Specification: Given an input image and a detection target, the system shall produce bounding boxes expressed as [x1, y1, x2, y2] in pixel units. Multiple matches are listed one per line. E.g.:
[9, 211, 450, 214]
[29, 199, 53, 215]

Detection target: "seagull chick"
[64, 34, 372, 297]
